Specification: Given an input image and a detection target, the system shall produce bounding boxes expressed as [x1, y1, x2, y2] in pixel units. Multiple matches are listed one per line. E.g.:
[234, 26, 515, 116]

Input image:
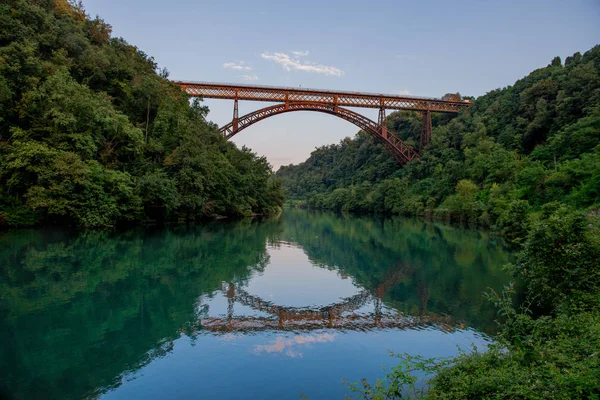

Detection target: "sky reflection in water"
[0, 210, 512, 399]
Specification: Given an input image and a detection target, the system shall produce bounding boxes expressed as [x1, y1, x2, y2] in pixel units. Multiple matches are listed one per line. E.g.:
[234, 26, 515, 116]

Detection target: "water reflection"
[0, 210, 512, 400]
[199, 249, 454, 334]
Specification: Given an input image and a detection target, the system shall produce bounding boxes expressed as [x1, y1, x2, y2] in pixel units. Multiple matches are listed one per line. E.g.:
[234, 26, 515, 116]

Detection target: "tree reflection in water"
[0, 209, 511, 400]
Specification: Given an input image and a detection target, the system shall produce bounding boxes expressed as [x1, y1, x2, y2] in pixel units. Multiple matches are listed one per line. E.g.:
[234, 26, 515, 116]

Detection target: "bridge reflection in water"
[197, 261, 464, 335]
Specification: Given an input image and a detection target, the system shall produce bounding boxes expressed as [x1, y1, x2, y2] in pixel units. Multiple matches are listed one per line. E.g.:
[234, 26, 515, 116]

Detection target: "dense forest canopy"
[0, 0, 284, 228]
[277, 46, 600, 242]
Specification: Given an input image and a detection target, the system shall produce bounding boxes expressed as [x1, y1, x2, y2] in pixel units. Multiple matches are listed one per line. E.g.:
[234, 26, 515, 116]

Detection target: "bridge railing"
[172, 80, 458, 102]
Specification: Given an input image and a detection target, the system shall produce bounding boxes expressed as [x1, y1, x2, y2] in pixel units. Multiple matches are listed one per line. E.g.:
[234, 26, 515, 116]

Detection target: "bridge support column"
[378, 107, 387, 139]
[328, 308, 334, 328]
[227, 283, 235, 322]
[374, 298, 382, 326]
[278, 309, 285, 329]
[232, 98, 239, 134]
[420, 109, 432, 150]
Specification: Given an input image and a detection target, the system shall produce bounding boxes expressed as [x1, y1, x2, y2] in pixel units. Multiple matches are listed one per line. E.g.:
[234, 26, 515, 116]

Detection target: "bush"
[512, 203, 600, 307]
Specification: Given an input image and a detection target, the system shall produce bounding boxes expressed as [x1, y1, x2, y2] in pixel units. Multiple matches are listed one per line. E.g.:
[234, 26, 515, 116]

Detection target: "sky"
[82, 0, 600, 170]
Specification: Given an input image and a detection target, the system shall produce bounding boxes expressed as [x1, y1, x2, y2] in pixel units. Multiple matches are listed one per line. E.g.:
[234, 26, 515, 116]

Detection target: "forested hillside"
[0, 0, 283, 228]
[277, 46, 600, 241]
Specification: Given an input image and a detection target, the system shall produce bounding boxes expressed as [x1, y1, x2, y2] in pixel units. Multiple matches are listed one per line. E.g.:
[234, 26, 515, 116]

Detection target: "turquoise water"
[0, 209, 512, 399]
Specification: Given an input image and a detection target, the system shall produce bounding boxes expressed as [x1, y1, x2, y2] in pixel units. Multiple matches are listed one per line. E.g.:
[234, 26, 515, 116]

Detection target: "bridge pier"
[232, 98, 239, 134]
[378, 107, 387, 139]
[420, 109, 432, 149]
[227, 283, 235, 322]
[231, 89, 239, 135]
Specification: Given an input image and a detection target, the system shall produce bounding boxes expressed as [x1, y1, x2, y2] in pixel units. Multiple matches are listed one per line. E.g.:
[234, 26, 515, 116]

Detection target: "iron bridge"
[173, 81, 471, 165]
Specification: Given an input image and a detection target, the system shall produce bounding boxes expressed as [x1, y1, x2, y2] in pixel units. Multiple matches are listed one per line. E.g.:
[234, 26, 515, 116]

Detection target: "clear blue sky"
[83, 0, 600, 169]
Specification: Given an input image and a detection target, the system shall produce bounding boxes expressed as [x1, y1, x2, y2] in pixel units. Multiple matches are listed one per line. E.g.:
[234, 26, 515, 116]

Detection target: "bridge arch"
[175, 81, 472, 165]
[220, 103, 420, 165]
[196, 262, 457, 333]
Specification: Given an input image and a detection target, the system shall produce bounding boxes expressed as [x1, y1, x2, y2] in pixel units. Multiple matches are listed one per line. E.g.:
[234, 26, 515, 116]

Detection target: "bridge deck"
[174, 81, 470, 113]
[198, 313, 458, 333]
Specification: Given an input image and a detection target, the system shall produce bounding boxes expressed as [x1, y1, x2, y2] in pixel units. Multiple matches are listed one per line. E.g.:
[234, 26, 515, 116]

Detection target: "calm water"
[0, 209, 512, 400]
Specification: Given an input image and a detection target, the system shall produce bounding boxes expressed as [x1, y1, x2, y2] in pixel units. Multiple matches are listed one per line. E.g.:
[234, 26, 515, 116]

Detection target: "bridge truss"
[174, 81, 471, 165]
[189, 261, 459, 334]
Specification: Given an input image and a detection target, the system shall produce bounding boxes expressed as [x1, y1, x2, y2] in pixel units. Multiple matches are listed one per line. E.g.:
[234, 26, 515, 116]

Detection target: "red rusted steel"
[174, 81, 470, 113]
[420, 109, 432, 150]
[172, 81, 470, 165]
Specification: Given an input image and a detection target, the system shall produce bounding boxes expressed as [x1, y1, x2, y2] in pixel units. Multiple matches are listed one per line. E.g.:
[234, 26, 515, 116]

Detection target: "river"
[0, 209, 513, 399]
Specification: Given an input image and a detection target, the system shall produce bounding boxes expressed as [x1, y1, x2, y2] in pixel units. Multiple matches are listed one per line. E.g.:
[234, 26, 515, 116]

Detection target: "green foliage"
[429, 310, 600, 400]
[0, 193, 36, 227]
[423, 282, 600, 399]
[0, 0, 282, 227]
[437, 179, 482, 223]
[495, 199, 530, 243]
[512, 203, 600, 307]
[277, 45, 600, 234]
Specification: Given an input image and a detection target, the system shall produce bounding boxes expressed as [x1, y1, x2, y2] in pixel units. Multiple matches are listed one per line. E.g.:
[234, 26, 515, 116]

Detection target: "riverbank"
[0, 206, 283, 230]
[349, 203, 600, 399]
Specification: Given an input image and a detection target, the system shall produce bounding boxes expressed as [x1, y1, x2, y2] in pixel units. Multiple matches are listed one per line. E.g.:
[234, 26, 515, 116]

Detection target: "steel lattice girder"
[174, 81, 470, 113]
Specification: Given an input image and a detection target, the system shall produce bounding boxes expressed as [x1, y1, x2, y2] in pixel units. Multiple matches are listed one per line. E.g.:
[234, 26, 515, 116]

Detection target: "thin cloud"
[253, 334, 336, 358]
[240, 74, 259, 81]
[398, 90, 411, 95]
[261, 52, 344, 77]
[292, 50, 309, 56]
[223, 61, 251, 71]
